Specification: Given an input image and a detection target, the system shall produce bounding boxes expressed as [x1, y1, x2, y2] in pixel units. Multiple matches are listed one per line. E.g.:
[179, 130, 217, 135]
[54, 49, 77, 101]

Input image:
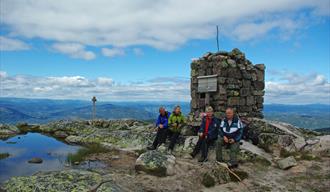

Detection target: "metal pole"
[216, 25, 220, 52]
[92, 96, 97, 121]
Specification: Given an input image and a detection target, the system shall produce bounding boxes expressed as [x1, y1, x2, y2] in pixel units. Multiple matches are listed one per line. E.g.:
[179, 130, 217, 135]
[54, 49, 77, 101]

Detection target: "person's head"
[225, 107, 235, 120]
[173, 105, 181, 115]
[205, 106, 214, 118]
[159, 106, 166, 116]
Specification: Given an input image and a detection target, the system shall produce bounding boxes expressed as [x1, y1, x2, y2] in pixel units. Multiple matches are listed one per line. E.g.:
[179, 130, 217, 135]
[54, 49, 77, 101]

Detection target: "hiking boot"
[167, 148, 174, 155]
[147, 145, 156, 150]
[216, 158, 224, 163]
[227, 161, 238, 169]
[198, 157, 208, 162]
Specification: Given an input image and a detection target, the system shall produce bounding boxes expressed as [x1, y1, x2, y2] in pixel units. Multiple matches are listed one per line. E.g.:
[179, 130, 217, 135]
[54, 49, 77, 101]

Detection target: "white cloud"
[0, 71, 8, 78]
[47, 76, 92, 87]
[97, 77, 113, 85]
[52, 43, 96, 60]
[101, 47, 125, 58]
[0, 71, 189, 101]
[0, 36, 29, 51]
[232, 19, 301, 41]
[0, 71, 329, 104]
[265, 72, 330, 104]
[133, 48, 144, 56]
[1, 0, 328, 50]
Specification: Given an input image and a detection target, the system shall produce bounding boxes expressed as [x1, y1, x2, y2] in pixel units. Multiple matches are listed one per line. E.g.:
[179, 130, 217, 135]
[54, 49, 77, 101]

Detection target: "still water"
[0, 132, 82, 183]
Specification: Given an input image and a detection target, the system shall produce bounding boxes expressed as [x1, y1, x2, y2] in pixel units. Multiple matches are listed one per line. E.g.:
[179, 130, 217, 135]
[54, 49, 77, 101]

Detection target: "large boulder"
[245, 118, 310, 153]
[65, 135, 84, 144]
[135, 150, 176, 177]
[200, 162, 245, 188]
[2, 170, 121, 192]
[182, 136, 199, 155]
[305, 135, 330, 157]
[277, 156, 297, 170]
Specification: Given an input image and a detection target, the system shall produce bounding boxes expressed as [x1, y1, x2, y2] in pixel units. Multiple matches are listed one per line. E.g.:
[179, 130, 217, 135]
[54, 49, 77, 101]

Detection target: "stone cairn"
[190, 48, 265, 118]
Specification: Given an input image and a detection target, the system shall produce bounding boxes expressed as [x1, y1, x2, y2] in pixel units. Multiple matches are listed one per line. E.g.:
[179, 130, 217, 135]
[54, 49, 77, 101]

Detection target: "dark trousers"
[216, 139, 240, 163]
[168, 130, 180, 150]
[152, 128, 168, 148]
[192, 137, 216, 158]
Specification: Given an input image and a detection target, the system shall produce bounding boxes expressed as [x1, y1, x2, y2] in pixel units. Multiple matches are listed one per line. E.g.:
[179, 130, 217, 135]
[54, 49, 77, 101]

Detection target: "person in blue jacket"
[216, 107, 244, 168]
[191, 106, 220, 162]
[147, 106, 170, 150]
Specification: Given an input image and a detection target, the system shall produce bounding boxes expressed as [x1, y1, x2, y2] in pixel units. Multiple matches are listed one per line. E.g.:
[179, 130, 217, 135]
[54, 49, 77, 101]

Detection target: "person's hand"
[172, 123, 177, 128]
[229, 139, 235, 144]
[198, 132, 204, 138]
[223, 136, 229, 143]
[159, 124, 164, 129]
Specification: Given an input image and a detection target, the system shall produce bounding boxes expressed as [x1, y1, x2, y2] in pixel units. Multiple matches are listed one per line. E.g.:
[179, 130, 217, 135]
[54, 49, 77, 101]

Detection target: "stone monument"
[190, 48, 265, 118]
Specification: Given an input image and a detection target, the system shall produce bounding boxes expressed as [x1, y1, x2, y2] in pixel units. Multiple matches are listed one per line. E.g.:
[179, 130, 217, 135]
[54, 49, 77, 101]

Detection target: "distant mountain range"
[0, 98, 156, 123]
[0, 97, 329, 130]
[263, 104, 330, 130]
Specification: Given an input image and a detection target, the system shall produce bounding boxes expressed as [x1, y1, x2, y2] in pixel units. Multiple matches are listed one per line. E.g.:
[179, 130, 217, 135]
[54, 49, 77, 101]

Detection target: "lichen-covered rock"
[305, 135, 330, 157]
[0, 124, 20, 139]
[54, 130, 68, 138]
[2, 170, 120, 192]
[65, 135, 84, 144]
[245, 118, 309, 153]
[27, 157, 43, 164]
[135, 150, 176, 177]
[200, 162, 232, 187]
[277, 156, 297, 170]
[182, 136, 199, 155]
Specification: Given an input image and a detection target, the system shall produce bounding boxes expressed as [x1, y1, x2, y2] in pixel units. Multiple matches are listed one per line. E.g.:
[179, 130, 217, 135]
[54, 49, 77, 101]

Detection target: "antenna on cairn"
[91, 96, 97, 121]
[216, 25, 220, 52]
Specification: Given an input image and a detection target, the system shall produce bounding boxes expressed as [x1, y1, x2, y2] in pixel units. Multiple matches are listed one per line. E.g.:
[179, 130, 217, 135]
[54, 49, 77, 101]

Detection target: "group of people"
[148, 105, 244, 168]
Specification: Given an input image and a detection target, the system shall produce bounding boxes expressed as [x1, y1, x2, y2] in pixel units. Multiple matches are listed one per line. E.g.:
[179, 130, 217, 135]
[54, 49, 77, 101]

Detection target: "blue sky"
[0, 0, 329, 104]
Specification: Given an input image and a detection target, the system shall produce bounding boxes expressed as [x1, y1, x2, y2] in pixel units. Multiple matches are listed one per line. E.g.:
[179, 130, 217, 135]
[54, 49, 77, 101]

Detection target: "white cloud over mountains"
[1, 71, 329, 104]
[0, 36, 30, 51]
[52, 43, 96, 60]
[266, 72, 330, 104]
[101, 48, 125, 58]
[1, 0, 329, 58]
[0, 71, 190, 101]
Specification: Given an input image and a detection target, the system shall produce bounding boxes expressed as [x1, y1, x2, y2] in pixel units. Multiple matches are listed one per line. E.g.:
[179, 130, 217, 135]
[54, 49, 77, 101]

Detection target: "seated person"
[216, 107, 244, 168]
[168, 105, 186, 153]
[191, 106, 220, 162]
[147, 107, 170, 150]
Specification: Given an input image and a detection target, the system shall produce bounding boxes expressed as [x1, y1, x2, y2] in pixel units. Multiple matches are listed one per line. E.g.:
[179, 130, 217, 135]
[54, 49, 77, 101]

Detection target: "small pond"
[0, 132, 83, 183]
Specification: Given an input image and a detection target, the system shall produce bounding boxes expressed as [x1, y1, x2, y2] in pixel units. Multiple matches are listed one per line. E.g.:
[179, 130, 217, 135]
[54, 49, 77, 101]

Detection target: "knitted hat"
[206, 106, 213, 112]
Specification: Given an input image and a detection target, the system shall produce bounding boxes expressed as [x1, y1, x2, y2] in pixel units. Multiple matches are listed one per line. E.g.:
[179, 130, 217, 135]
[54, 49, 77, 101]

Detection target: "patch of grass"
[298, 152, 321, 161]
[255, 157, 272, 167]
[258, 143, 273, 153]
[310, 164, 322, 171]
[230, 170, 249, 182]
[280, 148, 322, 161]
[279, 148, 298, 158]
[67, 144, 108, 163]
[0, 153, 10, 160]
[202, 173, 215, 188]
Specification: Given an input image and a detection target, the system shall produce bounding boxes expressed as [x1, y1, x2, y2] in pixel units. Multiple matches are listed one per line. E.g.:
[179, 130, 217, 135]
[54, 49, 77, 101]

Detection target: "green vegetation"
[0, 152, 10, 160]
[202, 173, 216, 188]
[66, 144, 108, 163]
[230, 170, 249, 182]
[280, 148, 321, 161]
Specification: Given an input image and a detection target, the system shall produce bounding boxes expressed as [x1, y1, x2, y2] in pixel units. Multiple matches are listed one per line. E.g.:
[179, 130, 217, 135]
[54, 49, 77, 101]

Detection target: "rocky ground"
[0, 118, 329, 192]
